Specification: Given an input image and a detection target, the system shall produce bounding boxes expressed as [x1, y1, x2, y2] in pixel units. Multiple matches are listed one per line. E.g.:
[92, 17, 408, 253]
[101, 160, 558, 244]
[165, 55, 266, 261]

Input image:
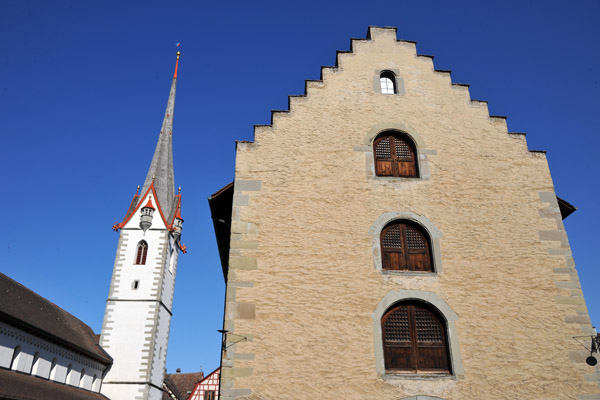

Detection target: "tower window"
[381, 220, 432, 272]
[380, 71, 397, 94]
[135, 240, 148, 265]
[373, 131, 418, 177]
[381, 301, 450, 373]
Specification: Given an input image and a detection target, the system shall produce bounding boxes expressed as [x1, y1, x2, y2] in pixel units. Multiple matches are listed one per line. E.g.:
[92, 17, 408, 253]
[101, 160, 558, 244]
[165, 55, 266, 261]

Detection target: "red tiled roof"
[165, 371, 204, 399]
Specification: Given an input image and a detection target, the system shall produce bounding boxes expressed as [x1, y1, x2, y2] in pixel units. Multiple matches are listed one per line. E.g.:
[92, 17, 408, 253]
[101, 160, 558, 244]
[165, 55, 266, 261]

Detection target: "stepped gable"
[250, 26, 545, 155]
[0, 273, 112, 364]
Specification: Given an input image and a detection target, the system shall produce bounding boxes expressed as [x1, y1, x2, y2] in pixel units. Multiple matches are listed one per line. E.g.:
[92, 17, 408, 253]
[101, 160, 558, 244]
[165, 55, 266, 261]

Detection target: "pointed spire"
[140, 51, 180, 216]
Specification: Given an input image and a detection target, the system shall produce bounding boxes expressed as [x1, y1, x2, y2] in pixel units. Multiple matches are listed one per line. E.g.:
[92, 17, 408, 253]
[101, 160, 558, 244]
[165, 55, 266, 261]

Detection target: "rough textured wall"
[221, 27, 599, 400]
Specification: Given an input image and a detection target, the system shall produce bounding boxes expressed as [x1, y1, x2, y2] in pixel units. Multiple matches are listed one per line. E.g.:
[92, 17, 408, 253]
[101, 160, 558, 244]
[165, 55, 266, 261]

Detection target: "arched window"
[9, 345, 21, 370]
[381, 301, 450, 373]
[135, 240, 148, 265]
[380, 71, 396, 94]
[79, 368, 86, 388]
[381, 220, 432, 271]
[49, 357, 58, 380]
[30, 351, 40, 375]
[373, 132, 418, 177]
[66, 364, 73, 385]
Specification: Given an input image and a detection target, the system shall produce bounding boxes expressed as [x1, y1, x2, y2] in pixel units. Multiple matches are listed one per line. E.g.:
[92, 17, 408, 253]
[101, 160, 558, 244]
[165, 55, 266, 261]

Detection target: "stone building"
[210, 26, 600, 399]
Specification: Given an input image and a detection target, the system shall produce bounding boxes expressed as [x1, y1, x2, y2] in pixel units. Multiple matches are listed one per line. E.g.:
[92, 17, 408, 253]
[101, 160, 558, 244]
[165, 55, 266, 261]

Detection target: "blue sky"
[1, 0, 598, 374]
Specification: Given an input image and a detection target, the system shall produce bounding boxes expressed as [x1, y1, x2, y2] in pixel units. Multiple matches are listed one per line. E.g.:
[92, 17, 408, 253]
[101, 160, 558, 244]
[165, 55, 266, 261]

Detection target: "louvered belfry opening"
[382, 301, 450, 373]
[135, 240, 148, 265]
[381, 221, 432, 271]
[374, 132, 418, 177]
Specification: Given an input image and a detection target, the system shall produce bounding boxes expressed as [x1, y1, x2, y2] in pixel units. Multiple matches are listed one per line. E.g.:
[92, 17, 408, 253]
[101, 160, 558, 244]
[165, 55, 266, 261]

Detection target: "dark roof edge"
[0, 310, 112, 365]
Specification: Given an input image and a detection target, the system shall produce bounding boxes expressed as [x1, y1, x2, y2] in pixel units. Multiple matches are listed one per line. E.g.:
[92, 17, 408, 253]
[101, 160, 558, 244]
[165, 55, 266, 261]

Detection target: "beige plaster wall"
[221, 27, 599, 400]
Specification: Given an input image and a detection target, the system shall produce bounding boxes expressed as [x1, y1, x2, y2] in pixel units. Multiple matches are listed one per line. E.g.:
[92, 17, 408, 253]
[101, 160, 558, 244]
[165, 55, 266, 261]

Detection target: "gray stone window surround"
[373, 290, 464, 380]
[373, 68, 406, 95]
[369, 212, 443, 275]
[356, 122, 435, 181]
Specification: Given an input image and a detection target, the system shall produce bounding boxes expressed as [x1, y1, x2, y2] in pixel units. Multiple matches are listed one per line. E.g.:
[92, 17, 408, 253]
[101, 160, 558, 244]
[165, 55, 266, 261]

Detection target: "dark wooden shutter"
[381, 224, 404, 270]
[392, 137, 417, 177]
[414, 305, 450, 372]
[404, 225, 431, 272]
[374, 134, 418, 177]
[382, 303, 450, 373]
[374, 136, 394, 176]
[381, 222, 432, 272]
[382, 305, 413, 371]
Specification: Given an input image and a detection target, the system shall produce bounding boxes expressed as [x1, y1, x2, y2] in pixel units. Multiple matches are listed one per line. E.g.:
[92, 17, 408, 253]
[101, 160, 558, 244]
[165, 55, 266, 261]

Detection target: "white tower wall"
[100, 194, 180, 400]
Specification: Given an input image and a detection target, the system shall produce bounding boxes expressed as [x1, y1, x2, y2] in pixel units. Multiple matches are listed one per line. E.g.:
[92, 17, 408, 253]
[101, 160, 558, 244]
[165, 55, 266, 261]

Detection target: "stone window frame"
[373, 290, 464, 380]
[135, 240, 148, 265]
[369, 212, 443, 275]
[373, 68, 405, 95]
[355, 122, 435, 182]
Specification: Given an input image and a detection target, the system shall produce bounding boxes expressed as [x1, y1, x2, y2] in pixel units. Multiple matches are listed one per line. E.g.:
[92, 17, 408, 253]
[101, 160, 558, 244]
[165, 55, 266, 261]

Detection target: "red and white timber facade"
[100, 52, 186, 400]
[188, 368, 220, 400]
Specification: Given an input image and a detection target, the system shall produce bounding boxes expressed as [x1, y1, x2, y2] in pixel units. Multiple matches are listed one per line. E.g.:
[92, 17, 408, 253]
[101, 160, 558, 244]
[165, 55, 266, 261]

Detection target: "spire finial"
[136, 185, 140, 194]
[152, 175, 156, 183]
[178, 186, 181, 194]
[174, 51, 180, 79]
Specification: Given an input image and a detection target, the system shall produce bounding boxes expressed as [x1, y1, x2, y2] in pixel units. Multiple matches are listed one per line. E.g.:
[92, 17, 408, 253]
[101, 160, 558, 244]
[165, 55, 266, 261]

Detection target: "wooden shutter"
[374, 134, 418, 177]
[374, 136, 394, 176]
[382, 305, 414, 371]
[382, 303, 450, 373]
[381, 224, 404, 270]
[393, 137, 417, 177]
[414, 305, 450, 372]
[381, 222, 432, 272]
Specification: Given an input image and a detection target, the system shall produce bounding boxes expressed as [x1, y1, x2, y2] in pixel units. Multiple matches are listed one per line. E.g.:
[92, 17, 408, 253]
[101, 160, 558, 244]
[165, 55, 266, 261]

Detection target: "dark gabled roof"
[208, 182, 234, 280]
[0, 368, 109, 400]
[557, 196, 577, 220]
[162, 375, 183, 400]
[0, 273, 112, 365]
[163, 371, 204, 400]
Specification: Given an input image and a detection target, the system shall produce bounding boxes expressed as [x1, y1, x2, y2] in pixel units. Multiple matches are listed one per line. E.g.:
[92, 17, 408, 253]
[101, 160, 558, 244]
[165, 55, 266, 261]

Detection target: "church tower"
[100, 52, 185, 400]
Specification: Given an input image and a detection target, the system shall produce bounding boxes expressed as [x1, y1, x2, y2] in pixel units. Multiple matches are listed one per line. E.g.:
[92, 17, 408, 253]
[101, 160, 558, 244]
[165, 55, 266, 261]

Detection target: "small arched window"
[381, 301, 450, 373]
[374, 132, 418, 177]
[380, 71, 396, 94]
[9, 345, 21, 370]
[66, 364, 73, 385]
[49, 357, 58, 380]
[30, 351, 40, 374]
[79, 368, 86, 388]
[135, 240, 148, 265]
[381, 220, 432, 272]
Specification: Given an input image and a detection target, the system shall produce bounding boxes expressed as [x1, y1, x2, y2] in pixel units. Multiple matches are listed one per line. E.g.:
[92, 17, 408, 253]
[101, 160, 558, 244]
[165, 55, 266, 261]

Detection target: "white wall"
[0, 321, 106, 392]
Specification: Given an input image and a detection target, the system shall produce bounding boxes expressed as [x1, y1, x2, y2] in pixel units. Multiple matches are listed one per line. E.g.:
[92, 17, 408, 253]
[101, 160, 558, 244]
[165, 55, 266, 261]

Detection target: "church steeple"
[140, 51, 180, 218]
[101, 51, 185, 400]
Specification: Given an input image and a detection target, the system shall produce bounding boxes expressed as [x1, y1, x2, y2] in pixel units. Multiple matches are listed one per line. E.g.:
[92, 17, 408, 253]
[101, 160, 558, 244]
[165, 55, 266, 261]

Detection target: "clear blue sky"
[1, 0, 598, 374]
